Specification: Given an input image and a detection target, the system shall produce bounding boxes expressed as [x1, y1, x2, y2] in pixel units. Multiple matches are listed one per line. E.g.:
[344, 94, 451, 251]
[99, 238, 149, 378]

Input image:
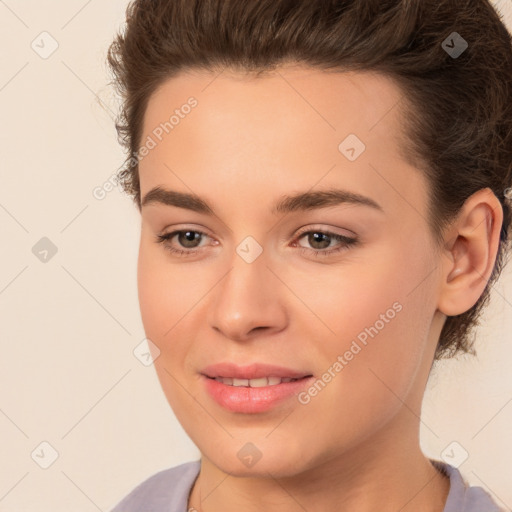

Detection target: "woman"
[107, 0, 512, 510]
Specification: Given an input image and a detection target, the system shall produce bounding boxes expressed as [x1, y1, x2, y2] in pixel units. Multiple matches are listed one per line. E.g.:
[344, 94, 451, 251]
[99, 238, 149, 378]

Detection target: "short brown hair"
[107, 0, 512, 361]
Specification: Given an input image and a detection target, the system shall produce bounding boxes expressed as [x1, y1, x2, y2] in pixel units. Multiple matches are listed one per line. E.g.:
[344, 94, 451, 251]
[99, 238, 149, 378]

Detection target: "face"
[137, 65, 444, 477]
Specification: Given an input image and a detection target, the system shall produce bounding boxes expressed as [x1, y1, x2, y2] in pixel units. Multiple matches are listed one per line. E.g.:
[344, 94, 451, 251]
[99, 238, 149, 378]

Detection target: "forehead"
[139, 64, 426, 222]
[143, 64, 406, 142]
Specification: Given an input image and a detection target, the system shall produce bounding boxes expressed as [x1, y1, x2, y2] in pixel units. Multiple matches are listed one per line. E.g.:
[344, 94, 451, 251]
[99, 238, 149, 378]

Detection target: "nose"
[207, 249, 288, 342]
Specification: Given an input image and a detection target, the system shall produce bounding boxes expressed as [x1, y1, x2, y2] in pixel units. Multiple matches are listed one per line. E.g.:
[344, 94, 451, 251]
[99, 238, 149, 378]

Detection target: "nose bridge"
[208, 243, 286, 340]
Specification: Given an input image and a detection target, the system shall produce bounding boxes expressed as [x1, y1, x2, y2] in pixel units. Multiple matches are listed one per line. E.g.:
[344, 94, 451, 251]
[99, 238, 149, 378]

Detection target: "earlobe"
[437, 188, 503, 316]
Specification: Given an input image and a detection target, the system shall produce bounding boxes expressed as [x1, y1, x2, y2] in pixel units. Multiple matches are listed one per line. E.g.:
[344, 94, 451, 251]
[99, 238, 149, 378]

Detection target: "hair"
[107, 0, 512, 362]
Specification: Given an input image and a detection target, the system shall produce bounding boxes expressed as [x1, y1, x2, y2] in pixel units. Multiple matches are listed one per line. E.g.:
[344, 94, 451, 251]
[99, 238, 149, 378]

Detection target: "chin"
[214, 457, 305, 479]
[200, 440, 315, 479]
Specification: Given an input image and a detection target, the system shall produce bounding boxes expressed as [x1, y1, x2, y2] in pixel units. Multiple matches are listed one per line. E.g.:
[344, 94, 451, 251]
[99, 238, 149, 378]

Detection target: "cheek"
[137, 246, 186, 383]
[136, 239, 214, 392]
[137, 244, 168, 342]
[137, 239, 203, 344]
[303, 242, 436, 403]
[136, 244, 197, 408]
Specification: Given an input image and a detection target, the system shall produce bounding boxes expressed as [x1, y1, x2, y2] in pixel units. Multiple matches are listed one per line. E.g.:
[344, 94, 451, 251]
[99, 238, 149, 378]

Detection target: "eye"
[293, 229, 358, 258]
[155, 229, 211, 257]
[155, 227, 359, 259]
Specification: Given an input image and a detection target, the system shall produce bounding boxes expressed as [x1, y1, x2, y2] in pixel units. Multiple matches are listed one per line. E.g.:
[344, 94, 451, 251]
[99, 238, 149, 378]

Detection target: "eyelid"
[160, 224, 215, 240]
[293, 224, 357, 239]
[160, 224, 355, 246]
[160, 228, 215, 247]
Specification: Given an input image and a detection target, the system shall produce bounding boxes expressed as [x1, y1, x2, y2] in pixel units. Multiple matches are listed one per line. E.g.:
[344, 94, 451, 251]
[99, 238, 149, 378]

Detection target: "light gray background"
[0, 1, 511, 511]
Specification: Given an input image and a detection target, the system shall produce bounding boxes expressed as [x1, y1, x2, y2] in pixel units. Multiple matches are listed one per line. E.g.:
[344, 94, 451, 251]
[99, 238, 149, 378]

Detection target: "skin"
[136, 64, 503, 512]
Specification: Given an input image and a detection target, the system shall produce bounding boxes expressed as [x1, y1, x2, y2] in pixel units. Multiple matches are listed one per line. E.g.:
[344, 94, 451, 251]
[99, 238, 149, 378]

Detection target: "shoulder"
[430, 459, 505, 512]
[110, 460, 201, 512]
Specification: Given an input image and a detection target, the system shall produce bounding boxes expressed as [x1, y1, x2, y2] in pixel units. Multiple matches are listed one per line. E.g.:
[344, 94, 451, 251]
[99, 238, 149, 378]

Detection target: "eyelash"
[155, 228, 358, 259]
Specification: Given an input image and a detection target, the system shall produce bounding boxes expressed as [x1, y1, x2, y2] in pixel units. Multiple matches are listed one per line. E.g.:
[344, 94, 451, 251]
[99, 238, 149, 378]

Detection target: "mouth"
[201, 362, 312, 381]
[200, 363, 314, 413]
[204, 375, 311, 387]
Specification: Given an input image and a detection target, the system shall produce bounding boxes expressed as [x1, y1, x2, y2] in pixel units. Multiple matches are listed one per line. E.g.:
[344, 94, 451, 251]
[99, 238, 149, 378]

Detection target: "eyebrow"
[141, 186, 383, 215]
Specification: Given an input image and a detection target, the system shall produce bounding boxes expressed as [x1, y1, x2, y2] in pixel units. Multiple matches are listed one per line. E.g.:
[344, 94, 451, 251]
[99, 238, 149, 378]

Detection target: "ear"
[437, 188, 503, 316]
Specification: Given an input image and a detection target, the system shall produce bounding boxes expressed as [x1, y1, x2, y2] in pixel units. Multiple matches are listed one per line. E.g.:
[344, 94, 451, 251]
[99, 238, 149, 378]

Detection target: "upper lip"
[201, 362, 312, 380]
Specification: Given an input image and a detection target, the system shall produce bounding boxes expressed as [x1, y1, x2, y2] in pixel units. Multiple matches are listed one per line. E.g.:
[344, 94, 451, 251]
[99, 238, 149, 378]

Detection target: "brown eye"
[305, 232, 332, 250]
[175, 231, 203, 249]
[294, 229, 358, 258]
[155, 229, 211, 257]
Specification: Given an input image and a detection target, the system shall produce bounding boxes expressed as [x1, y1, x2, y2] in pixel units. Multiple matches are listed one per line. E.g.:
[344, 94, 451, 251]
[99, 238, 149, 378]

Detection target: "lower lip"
[202, 375, 314, 413]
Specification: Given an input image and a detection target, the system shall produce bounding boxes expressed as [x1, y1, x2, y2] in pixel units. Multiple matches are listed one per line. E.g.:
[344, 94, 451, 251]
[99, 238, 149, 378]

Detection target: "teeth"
[214, 376, 299, 387]
[246, 377, 268, 388]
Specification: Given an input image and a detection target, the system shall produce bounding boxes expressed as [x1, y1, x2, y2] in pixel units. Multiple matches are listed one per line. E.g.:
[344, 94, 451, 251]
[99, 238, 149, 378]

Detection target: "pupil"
[180, 231, 200, 248]
[309, 232, 330, 249]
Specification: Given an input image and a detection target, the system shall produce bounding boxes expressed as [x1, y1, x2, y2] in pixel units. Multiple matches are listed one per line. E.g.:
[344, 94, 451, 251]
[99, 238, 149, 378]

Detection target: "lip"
[201, 362, 314, 414]
[201, 362, 311, 380]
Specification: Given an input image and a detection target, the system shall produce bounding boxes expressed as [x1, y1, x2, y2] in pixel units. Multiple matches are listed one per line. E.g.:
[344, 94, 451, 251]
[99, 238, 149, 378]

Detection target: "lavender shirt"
[111, 459, 505, 512]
